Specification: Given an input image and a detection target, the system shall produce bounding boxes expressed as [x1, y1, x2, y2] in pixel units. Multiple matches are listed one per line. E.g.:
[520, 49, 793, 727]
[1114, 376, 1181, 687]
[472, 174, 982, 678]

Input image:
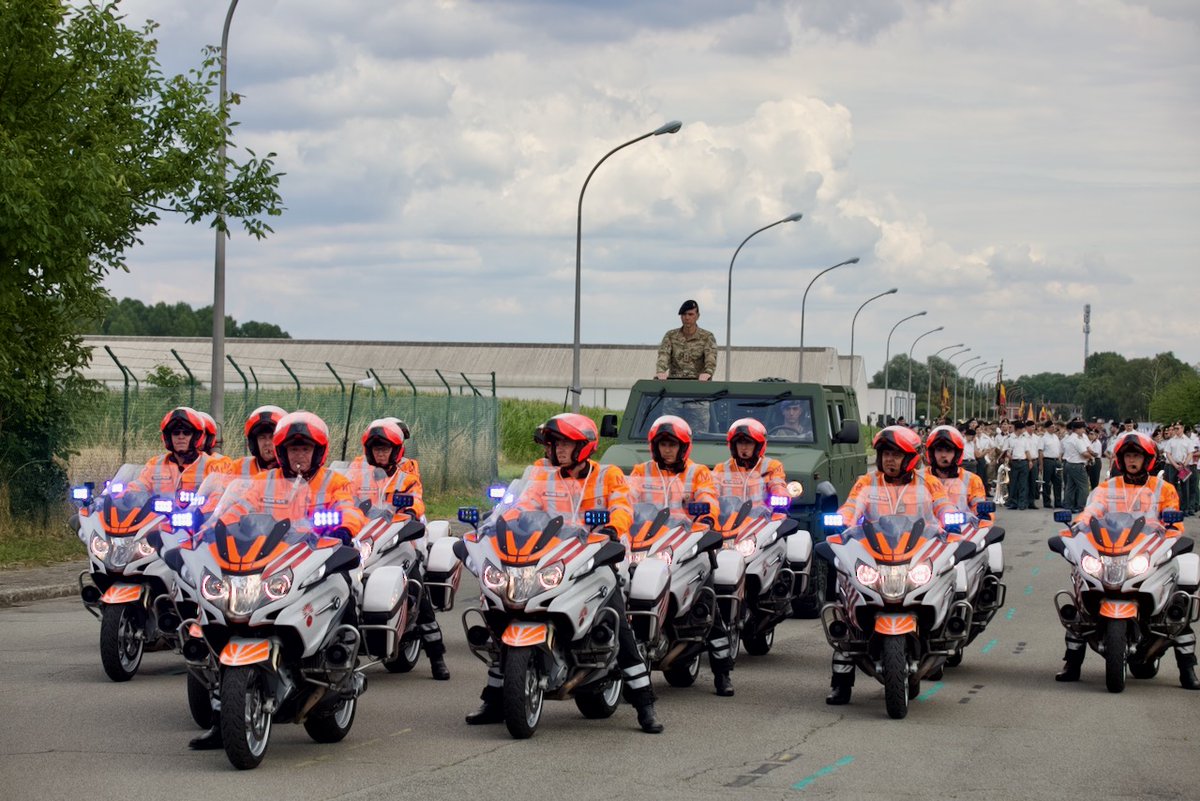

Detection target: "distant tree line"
[87, 297, 290, 339]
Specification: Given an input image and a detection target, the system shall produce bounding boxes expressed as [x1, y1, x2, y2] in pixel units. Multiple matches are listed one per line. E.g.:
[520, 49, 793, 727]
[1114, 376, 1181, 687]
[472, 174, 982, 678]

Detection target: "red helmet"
[873, 426, 922, 475]
[244, 405, 286, 461]
[648, 415, 693, 466]
[362, 418, 405, 469]
[1112, 431, 1157, 474]
[543, 413, 598, 466]
[273, 411, 330, 479]
[727, 417, 767, 465]
[160, 407, 205, 455]
[196, 411, 218, 454]
[925, 425, 965, 466]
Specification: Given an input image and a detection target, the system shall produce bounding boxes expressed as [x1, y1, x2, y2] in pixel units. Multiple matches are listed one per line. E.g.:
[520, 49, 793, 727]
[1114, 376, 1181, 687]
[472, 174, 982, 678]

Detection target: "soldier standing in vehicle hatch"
[656, 300, 716, 381]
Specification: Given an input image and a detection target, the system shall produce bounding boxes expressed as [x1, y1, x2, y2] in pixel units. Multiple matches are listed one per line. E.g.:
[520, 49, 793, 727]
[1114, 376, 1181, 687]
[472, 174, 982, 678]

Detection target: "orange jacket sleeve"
[394, 469, 425, 520]
[600, 465, 632, 539]
[838, 474, 873, 522]
[924, 472, 957, 524]
[690, 463, 719, 511]
[764, 458, 788, 497]
[966, 472, 990, 526]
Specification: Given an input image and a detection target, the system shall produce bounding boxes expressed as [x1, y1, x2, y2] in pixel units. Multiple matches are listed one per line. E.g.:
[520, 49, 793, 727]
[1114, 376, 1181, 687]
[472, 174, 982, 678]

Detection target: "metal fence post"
[461, 373, 480, 472]
[104, 346, 130, 462]
[280, 359, 301, 408]
[170, 348, 196, 407]
[398, 368, 418, 424]
[326, 363, 345, 448]
[435, 369, 453, 492]
[248, 365, 260, 406]
[227, 355, 249, 417]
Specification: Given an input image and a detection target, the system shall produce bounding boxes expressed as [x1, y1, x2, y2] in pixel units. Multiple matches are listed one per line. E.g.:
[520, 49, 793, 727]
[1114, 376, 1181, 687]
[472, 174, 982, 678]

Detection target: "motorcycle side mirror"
[396, 520, 425, 543]
[451, 539, 469, 562]
[984, 526, 1005, 547]
[952, 540, 977, 564]
[1162, 510, 1184, 525]
[458, 507, 480, 528]
[696, 530, 724, 553]
[593, 540, 626, 567]
[687, 502, 711, 518]
[1047, 536, 1067, 555]
[1172, 537, 1195, 556]
[1052, 510, 1072, 524]
[600, 414, 619, 439]
[814, 541, 836, 563]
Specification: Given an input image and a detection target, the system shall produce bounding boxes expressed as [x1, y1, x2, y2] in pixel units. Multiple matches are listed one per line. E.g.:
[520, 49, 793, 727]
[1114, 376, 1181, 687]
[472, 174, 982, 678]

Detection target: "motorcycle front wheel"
[220, 667, 273, 769]
[383, 635, 422, 673]
[100, 603, 144, 682]
[502, 647, 544, 739]
[881, 635, 910, 720]
[1104, 619, 1127, 693]
[742, 626, 775, 656]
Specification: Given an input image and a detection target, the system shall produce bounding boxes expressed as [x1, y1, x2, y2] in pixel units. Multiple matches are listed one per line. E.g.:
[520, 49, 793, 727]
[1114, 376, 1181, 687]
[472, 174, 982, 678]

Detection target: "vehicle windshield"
[630, 393, 816, 444]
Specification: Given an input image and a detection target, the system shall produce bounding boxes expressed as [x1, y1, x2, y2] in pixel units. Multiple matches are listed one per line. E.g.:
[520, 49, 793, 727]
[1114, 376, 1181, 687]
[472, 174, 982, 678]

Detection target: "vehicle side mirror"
[834, 419, 860, 444]
[696, 530, 723, 553]
[458, 507, 480, 526]
[1047, 536, 1067, 555]
[1162, 510, 1184, 525]
[593, 540, 626, 567]
[1052, 510, 1072, 524]
[451, 539, 468, 562]
[814, 541, 835, 563]
[600, 414, 619, 438]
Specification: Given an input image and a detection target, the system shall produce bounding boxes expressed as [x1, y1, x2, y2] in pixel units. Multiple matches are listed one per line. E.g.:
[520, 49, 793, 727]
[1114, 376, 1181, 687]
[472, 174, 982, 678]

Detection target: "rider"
[346, 419, 449, 681]
[629, 416, 736, 697]
[773, 399, 813, 439]
[1055, 431, 1197, 689]
[465, 413, 665, 734]
[926, 425, 992, 526]
[711, 418, 788, 504]
[825, 425, 957, 705]
[188, 411, 367, 750]
[132, 407, 229, 496]
[232, 405, 286, 476]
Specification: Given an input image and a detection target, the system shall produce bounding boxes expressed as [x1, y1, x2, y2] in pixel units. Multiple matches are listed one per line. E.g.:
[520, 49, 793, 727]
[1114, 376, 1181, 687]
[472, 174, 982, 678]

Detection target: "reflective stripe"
[542, 465, 605, 524]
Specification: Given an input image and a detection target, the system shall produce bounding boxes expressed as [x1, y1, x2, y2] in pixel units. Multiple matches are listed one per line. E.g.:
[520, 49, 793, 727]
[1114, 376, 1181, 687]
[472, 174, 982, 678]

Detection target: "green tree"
[0, 1, 284, 516]
[1149, 375, 1200, 426]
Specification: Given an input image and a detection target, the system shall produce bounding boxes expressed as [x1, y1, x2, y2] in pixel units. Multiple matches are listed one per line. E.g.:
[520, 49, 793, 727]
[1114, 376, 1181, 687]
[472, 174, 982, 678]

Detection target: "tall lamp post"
[955, 356, 982, 421]
[928, 345, 968, 422]
[572, 120, 682, 411]
[946, 350, 975, 422]
[846, 287, 898, 384]
[798, 257, 859, 382]
[210, 0, 240, 436]
[882, 311, 926, 424]
[724, 213, 804, 381]
[906, 326, 943, 423]
[965, 363, 993, 419]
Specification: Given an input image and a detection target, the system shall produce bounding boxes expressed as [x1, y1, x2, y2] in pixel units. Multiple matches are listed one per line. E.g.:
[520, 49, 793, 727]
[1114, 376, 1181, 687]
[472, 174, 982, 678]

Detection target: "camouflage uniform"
[656, 327, 717, 379]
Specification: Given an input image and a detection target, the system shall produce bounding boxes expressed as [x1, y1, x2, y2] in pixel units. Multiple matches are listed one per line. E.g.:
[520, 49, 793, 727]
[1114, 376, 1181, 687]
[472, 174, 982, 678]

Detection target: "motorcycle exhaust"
[181, 638, 209, 664]
[80, 585, 101, 605]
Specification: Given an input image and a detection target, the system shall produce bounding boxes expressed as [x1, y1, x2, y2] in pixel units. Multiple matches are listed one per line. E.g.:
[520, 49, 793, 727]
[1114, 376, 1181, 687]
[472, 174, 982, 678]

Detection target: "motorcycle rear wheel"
[100, 603, 144, 682]
[663, 652, 701, 687]
[1104, 619, 1127, 693]
[502, 647, 544, 739]
[574, 676, 622, 719]
[187, 672, 214, 728]
[220, 667, 273, 770]
[304, 694, 357, 743]
[791, 559, 827, 619]
[1129, 656, 1160, 679]
[383, 635, 422, 673]
[881, 635, 910, 720]
[742, 626, 775, 656]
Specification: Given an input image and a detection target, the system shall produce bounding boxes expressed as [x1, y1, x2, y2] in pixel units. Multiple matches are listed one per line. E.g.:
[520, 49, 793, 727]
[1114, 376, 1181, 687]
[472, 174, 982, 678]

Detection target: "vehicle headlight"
[505, 566, 540, 603]
[908, 561, 933, 587]
[855, 562, 880, 587]
[89, 535, 110, 560]
[135, 539, 156, 559]
[226, 575, 263, 616]
[1127, 553, 1150, 577]
[200, 571, 228, 602]
[1081, 554, 1103, 578]
[537, 563, 564, 590]
[264, 570, 293, 601]
[482, 563, 507, 590]
[787, 481, 804, 498]
[878, 564, 909, 599]
[736, 537, 757, 558]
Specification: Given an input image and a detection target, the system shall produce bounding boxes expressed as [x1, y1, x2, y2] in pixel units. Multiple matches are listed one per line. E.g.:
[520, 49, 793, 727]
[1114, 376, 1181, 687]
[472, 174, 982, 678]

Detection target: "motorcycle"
[621, 480, 725, 688]
[1049, 509, 1199, 693]
[945, 502, 1007, 666]
[455, 478, 628, 739]
[72, 464, 196, 682]
[815, 512, 987, 719]
[709, 493, 812, 657]
[171, 475, 401, 769]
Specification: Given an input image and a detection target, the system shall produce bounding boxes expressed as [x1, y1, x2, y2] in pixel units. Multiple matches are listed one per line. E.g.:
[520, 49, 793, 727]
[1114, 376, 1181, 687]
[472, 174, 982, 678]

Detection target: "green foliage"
[0, 1, 284, 518]
[498, 398, 620, 465]
[87, 297, 290, 338]
[1149, 375, 1200, 427]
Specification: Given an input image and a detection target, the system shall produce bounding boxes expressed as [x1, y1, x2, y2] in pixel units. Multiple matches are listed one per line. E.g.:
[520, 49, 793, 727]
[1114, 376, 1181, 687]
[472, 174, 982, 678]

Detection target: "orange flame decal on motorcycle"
[99, 584, 143, 604]
[1099, 599, 1138, 619]
[219, 639, 272, 666]
[501, 622, 549, 647]
[874, 613, 918, 634]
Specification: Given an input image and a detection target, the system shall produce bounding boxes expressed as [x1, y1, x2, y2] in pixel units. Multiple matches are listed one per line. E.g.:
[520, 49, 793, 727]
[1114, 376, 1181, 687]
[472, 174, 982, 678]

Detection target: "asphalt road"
[2, 509, 1198, 800]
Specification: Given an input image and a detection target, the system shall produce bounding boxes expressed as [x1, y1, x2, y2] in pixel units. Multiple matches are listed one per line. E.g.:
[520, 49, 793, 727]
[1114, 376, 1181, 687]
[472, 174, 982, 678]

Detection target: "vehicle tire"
[907, 673, 921, 700]
[792, 559, 827, 619]
[1129, 656, 1160, 679]
[100, 603, 144, 682]
[663, 652, 701, 688]
[383, 635, 422, 674]
[1104, 619, 1127, 694]
[304, 694, 357, 743]
[882, 636, 910, 720]
[946, 649, 963, 668]
[220, 667, 272, 770]
[187, 672, 214, 728]
[574, 676, 622, 719]
[742, 626, 775, 656]
[502, 647, 544, 739]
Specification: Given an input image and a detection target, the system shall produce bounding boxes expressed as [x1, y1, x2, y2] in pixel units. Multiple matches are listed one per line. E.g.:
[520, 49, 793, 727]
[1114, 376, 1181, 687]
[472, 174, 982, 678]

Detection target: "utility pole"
[1083, 304, 1091, 373]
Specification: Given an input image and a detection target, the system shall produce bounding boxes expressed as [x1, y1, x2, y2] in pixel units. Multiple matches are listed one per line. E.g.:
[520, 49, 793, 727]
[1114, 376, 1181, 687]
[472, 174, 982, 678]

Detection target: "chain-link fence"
[70, 385, 498, 492]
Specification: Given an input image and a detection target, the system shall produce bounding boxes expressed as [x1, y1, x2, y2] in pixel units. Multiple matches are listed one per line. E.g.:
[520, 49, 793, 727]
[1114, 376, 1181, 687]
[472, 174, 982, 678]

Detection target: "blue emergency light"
[768, 495, 790, 509]
[487, 485, 506, 500]
[154, 499, 173, 514]
[71, 486, 92, 502]
[172, 512, 195, 529]
[583, 510, 611, 527]
[822, 513, 845, 528]
[943, 512, 966, 527]
[313, 510, 342, 528]
[458, 507, 480, 525]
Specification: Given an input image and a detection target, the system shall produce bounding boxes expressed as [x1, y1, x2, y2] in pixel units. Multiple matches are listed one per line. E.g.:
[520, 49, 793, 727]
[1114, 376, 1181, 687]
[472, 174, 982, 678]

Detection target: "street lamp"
[906, 326, 943, 423]
[572, 120, 682, 411]
[210, 0, 240, 434]
[965, 363, 993, 419]
[724, 213, 804, 381]
[955, 356, 982, 422]
[882, 311, 926, 424]
[846, 287, 898, 384]
[928, 345, 968, 422]
[798, 257, 859, 382]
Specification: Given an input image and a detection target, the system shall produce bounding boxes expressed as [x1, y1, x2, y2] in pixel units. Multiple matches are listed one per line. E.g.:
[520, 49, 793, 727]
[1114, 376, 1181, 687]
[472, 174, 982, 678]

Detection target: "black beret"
[678, 299, 699, 314]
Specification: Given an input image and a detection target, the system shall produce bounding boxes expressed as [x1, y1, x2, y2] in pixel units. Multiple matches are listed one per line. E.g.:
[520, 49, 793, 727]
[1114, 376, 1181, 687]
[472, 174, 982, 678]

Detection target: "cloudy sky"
[108, 0, 1199, 381]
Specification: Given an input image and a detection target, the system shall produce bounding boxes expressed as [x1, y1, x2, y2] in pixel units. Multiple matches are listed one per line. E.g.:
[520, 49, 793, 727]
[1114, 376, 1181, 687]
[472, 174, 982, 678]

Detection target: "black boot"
[429, 652, 450, 681]
[188, 726, 223, 750]
[825, 672, 853, 705]
[465, 687, 504, 724]
[713, 671, 734, 697]
[635, 702, 664, 734]
[1177, 652, 1200, 690]
[1055, 648, 1084, 682]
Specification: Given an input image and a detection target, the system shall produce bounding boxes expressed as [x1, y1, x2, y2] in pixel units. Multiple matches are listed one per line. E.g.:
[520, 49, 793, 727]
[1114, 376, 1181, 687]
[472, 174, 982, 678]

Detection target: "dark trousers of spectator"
[1028, 460, 1040, 507]
[1163, 465, 1185, 513]
[962, 459, 979, 483]
[1041, 458, 1062, 508]
[1187, 469, 1199, 514]
[1009, 460, 1030, 510]
[1064, 462, 1089, 512]
[1087, 459, 1101, 490]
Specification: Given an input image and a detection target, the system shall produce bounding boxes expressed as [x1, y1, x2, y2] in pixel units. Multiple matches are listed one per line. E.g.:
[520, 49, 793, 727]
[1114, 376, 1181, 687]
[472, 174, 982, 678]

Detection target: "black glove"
[331, 527, 354, 546]
[698, 515, 716, 528]
[598, 525, 619, 541]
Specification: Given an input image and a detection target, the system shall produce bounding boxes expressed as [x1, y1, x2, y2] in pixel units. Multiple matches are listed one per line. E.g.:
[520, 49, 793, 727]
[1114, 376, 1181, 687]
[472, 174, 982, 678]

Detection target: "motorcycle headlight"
[226, 575, 263, 616]
[506, 566, 540, 603]
[200, 571, 228, 602]
[654, 547, 674, 566]
[537, 563, 564, 590]
[135, 539, 156, 559]
[908, 561, 933, 587]
[736, 537, 757, 558]
[89, 535, 110, 560]
[1081, 554, 1103, 578]
[264, 570, 293, 601]
[1127, 553, 1150, 577]
[855, 562, 880, 587]
[482, 563, 506, 590]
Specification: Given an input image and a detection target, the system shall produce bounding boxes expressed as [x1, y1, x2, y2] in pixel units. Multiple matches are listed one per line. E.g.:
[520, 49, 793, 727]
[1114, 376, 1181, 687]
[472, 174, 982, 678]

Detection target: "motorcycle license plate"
[501, 622, 549, 647]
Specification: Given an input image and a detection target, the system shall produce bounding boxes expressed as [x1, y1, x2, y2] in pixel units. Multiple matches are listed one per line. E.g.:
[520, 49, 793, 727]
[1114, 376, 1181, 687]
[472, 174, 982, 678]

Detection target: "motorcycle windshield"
[624, 477, 700, 550]
[95, 464, 166, 536]
[847, 514, 935, 564]
[1087, 512, 1157, 556]
[333, 463, 393, 511]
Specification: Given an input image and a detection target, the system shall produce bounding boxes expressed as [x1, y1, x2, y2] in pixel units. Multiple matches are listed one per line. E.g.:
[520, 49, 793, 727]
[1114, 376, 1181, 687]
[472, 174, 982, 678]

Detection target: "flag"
[995, 365, 1006, 410]
[939, 378, 951, 418]
[1018, 400, 1026, 419]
